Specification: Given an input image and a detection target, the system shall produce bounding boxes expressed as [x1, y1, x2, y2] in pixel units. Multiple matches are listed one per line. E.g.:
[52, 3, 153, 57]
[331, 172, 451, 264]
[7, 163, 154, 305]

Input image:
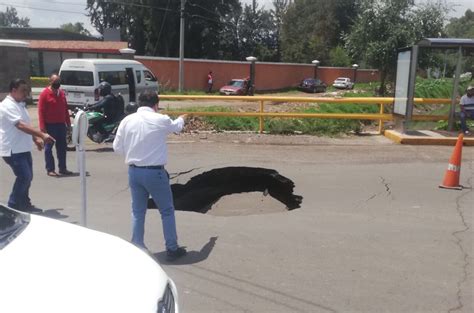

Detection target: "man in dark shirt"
[38, 74, 72, 177]
[88, 82, 124, 136]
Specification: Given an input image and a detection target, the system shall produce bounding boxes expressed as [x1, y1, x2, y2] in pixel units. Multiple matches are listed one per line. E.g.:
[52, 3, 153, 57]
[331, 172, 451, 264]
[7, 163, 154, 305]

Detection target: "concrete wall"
[136, 56, 380, 92]
[0, 40, 30, 99]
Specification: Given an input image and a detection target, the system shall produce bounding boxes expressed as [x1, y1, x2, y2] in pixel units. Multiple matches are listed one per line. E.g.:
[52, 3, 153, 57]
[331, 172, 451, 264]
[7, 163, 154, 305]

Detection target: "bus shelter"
[394, 38, 474, 132]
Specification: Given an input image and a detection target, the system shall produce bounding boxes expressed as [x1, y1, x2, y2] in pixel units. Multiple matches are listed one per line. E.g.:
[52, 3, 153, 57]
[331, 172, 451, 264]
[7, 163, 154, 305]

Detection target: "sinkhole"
[147, 167, 303, 216]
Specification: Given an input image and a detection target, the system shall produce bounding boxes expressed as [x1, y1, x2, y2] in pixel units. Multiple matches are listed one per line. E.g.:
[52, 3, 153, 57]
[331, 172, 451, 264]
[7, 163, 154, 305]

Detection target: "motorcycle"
[66, 97, 136, 150]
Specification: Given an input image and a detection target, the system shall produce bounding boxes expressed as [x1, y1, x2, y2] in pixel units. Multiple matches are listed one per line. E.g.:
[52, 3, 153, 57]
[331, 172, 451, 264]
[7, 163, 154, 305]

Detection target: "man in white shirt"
[460, 85, 474, 134]
[0, 79, 55, 212]
[113, 90, 188, 261]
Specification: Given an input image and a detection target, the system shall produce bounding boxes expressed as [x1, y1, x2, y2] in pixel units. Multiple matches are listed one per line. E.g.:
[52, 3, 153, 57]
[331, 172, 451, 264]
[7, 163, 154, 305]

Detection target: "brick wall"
[136, 56, 380, 92]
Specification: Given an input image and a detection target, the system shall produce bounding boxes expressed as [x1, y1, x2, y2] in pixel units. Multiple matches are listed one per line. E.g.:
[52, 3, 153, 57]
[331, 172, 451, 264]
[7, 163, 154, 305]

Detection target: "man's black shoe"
[59, 169, 74, 175]
[166, 247, 187, 261]
[24, 205, 43, 214]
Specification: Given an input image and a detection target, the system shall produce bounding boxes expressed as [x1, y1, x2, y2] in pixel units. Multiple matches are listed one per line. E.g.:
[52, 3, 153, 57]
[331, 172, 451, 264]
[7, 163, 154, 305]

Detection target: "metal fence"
[159, 95, 451, 134]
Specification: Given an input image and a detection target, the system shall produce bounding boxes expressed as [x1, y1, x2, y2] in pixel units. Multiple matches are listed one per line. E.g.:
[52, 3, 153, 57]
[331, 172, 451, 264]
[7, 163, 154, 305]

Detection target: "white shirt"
[113, 107, 184, 166]
[0, 95, 33, 156]
[460, 94, 474, 111]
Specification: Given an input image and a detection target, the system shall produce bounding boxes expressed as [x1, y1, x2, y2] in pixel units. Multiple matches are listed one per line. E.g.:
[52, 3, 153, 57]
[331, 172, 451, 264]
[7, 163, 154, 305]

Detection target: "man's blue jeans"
[2, 152, 33, 210]
[44, 123, 67, 172]
[128, 166, 178, 251]
[460, 110, 474, 132]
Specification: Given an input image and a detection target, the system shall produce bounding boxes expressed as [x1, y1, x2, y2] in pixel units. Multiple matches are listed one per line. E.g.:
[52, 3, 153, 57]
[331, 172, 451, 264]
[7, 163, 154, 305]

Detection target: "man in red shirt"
[38, 74, 72, 177]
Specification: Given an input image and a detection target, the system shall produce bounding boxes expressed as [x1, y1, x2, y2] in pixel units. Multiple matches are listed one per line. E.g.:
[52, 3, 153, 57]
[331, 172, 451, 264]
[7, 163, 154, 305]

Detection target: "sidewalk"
[385, 129, 474, 146]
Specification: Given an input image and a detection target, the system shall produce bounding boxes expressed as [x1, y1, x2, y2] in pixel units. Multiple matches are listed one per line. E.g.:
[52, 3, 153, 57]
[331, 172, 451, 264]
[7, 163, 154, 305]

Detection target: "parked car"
[219, 78, 253, 95]
[59, 59, 159, 109]
[332, 77, 354, 89]
[0, 203, 179, 313]
[297, 78, 327, 93]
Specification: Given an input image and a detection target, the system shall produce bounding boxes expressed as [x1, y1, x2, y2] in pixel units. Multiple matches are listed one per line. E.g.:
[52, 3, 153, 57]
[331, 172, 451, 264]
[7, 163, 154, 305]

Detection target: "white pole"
[73, 111, 88, 227]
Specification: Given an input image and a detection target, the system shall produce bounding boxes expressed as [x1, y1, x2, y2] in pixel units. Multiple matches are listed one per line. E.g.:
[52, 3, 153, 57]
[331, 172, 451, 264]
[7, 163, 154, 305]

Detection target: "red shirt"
[38, 87, 71, 131]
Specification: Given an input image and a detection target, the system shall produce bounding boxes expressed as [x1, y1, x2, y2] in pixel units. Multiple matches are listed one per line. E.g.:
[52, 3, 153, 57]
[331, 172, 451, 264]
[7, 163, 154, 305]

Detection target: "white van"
[59, 59, 159, 108]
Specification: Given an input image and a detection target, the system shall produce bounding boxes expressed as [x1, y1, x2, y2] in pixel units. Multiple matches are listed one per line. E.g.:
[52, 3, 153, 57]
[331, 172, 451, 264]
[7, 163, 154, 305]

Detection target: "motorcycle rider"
[87, 81, 124, 141]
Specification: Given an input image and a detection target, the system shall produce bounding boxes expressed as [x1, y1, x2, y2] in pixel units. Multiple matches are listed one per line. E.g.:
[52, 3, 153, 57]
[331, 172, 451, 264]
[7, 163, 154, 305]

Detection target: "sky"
[5, 0, 474, 36]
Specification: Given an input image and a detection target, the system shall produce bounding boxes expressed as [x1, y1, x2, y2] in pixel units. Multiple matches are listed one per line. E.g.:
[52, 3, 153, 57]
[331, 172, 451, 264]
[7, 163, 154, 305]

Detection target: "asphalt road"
[0, 111, 473, 312]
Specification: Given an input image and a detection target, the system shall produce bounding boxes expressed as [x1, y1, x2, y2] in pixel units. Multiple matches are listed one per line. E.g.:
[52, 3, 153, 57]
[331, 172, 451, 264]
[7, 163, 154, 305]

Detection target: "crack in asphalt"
[379, 176, 392, 197]
[447, 161, 472, 313]
[168, 167, 201, 179]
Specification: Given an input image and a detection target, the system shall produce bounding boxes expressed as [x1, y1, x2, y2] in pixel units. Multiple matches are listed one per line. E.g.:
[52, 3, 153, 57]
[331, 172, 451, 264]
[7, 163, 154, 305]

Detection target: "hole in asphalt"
[147, 167, 303, 215]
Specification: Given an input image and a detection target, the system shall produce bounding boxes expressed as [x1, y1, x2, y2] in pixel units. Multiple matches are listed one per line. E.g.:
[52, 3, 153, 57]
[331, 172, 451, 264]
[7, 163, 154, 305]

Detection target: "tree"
[344, 0, 448, 95]
[60, 22, 92, 37]
[271, 0, 290, 61]
[445, 9, 474, 39]
[280, 0, 357, 64]
[329, 46, 352, 67]
[235, 1, 279, 61]
[86, 0, 242, 58]
[0, 6, 29, 27]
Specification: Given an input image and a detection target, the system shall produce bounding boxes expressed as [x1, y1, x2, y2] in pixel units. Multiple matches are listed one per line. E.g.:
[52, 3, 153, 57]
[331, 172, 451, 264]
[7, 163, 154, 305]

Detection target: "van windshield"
[60, 71, 94, 86]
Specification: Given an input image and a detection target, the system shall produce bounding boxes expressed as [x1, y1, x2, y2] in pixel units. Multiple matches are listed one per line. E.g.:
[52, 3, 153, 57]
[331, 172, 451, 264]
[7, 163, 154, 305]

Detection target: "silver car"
[332, 77, 354, 89]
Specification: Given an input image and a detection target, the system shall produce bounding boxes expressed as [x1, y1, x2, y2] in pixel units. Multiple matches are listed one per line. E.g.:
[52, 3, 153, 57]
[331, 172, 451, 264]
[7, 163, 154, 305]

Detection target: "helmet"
[125, 101, 138, 114]
[98, 81, 112, 97]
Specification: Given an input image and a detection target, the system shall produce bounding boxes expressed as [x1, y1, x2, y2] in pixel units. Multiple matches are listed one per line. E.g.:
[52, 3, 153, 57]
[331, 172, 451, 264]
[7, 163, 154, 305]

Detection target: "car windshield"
[228, 80, 244, 87]
[0, 204, 30, 249]
[335, 78, 347, 81]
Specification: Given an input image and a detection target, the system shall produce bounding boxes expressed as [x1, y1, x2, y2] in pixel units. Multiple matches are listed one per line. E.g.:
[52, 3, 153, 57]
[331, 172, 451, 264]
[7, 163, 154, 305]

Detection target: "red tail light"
[94, 88, 100, 101]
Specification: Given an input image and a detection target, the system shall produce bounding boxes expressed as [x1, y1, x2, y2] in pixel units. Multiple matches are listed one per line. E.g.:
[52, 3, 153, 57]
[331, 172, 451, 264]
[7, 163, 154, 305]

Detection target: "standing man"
[0, 79, 55, 212]
[207, 71, 213, 93]
[459, 85, 474, 135]
[113, 90, 188, 261]
[38, 74, 72, 177]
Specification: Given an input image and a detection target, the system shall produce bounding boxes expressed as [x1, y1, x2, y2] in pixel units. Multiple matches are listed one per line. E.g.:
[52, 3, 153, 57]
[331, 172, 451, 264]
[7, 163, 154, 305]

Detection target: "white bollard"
[72, 110, 89, 227]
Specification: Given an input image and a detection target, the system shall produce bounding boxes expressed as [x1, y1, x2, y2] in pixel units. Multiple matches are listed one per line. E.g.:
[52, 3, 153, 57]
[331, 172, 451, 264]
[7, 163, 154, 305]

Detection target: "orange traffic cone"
[439, 133, 464, 190]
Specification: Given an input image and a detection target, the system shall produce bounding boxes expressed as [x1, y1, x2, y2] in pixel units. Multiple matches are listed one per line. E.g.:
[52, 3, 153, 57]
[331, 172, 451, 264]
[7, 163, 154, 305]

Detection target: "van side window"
[60, 71, 94, 86]
[144, 70, 157, 82]
[99, 71, 128, 85]
[136, 70, 142, 84]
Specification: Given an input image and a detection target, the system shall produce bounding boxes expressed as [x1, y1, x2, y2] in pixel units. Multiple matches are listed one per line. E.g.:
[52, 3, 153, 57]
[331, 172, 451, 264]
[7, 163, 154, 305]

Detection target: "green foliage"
[174, 102, 380, 135]
[30, 77, 49, 88]
[344, 0, 448, 94]
[0, 6, 29, 27]
[280, 0, 346, 63]
[329, 46, 352, 67]
[414, 77, 472, 98]
[445, 9, 474, 39]
[60, 22, 92, 37]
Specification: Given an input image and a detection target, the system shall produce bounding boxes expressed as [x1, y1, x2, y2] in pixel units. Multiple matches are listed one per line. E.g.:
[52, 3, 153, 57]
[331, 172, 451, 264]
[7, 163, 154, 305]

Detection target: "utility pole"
[179, 0, 185, 92]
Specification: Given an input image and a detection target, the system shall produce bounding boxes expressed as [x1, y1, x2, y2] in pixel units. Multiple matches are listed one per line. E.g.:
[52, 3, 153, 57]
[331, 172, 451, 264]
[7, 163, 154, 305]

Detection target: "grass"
[167, 103, 380, 136]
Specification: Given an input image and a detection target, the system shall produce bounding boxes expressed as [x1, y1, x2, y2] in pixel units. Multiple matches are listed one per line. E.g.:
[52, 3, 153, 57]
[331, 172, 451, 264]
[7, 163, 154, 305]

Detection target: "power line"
[102, 0, 179, 13]
[22, 0, 87, 6]
[0, 2, 87, 15]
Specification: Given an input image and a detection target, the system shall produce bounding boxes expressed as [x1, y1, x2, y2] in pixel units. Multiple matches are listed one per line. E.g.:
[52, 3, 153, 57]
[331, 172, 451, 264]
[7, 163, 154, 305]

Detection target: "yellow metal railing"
[159, 95, 451, 134]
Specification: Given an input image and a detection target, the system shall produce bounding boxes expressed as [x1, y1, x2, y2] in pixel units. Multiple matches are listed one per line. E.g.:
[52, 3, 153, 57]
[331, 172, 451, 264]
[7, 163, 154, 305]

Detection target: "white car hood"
[0, 214, 170, 313]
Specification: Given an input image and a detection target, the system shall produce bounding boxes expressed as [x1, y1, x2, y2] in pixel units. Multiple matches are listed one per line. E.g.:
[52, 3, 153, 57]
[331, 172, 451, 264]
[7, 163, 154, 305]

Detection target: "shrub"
[30, 77, 49, 88]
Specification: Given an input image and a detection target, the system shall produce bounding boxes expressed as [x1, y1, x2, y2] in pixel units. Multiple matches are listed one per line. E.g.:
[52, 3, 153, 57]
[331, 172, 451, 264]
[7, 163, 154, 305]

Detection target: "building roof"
[26, 40, 128, 54]
[0, 27, 99, 41]
[418, 38, 474, 48]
